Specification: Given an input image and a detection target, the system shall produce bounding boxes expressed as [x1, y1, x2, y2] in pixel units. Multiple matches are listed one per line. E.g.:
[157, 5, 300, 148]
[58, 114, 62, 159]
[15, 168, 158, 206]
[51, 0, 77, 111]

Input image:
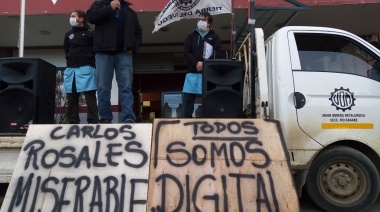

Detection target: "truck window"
[295, 34, 380, 81]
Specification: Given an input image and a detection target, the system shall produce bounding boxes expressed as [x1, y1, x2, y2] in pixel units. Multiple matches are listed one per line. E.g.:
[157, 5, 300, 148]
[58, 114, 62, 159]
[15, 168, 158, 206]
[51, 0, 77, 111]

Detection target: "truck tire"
[306, 146, 380, 212]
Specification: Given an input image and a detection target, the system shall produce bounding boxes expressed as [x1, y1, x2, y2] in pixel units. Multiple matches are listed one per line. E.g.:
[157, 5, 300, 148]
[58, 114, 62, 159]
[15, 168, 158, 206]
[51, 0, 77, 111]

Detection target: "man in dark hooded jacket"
[182, 12, 222, 118]
[87, 0, 142, 123]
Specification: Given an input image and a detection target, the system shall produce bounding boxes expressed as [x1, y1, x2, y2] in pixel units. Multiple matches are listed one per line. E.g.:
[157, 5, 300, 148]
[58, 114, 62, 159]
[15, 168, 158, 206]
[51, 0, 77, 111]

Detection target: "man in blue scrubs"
[182, 12, 222, 118]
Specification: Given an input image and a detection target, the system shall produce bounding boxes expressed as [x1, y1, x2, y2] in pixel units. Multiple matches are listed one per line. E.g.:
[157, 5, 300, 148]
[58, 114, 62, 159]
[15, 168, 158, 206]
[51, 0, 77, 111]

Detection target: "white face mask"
[197, 20, 208, 32]
[70, 17, 78, 27]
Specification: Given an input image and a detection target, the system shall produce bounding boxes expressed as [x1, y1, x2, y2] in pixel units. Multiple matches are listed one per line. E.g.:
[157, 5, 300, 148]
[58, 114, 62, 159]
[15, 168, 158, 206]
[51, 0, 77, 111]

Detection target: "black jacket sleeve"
[132, 10, 142, 53]
[86, 0, 115, 25]
[63, 31, 70, 59]
[212, 34, 224, 59]
[184, 33, 198, 67]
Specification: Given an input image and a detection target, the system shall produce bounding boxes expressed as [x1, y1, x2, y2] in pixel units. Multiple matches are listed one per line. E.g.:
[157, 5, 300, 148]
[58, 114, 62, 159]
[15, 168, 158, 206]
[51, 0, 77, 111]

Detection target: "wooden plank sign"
[1, 124, 152, 212]
[148, 119, 299, 212]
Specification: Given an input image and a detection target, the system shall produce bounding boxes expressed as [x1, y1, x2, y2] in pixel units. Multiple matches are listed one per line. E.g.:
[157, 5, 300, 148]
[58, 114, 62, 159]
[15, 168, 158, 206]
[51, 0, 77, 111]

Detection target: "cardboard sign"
[148, 119, 299, 211]
[1, 124, 152, 212]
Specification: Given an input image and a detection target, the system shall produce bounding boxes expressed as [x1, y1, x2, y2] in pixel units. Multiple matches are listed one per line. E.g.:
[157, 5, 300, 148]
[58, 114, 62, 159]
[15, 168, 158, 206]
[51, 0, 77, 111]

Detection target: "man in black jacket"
[87, 0, 142, 123]
[182, 12, 222, 118]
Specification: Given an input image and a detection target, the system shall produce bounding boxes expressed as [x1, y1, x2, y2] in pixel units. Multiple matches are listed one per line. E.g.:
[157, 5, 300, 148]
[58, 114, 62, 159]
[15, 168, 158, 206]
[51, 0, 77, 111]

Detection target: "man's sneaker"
[123, 119, 135, 123]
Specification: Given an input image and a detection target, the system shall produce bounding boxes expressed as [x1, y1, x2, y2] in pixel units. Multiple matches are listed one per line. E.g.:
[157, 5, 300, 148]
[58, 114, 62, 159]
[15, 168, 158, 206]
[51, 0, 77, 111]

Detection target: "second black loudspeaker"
[0, 58, 56, 133]
[202, 59, 244, 118]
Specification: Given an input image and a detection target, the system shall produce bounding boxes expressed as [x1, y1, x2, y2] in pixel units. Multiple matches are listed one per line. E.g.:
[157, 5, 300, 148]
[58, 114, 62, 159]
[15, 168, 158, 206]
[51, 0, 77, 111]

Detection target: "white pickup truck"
[236, 26, 380, 211]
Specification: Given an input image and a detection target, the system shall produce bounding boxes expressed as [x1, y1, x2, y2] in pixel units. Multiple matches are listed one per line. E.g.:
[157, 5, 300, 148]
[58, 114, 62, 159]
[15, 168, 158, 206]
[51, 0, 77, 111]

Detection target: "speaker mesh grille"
[0, 58, 56, 132]
[202, 60, 244, 118]
[203, 89, 243, 118]
[0, 88, 35, 132]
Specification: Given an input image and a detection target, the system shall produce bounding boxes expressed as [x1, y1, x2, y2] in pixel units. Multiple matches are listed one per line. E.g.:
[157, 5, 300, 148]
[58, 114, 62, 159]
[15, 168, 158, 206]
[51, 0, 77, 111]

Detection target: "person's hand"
[110, 0, 120, 10]
[196, 61, 203, 72]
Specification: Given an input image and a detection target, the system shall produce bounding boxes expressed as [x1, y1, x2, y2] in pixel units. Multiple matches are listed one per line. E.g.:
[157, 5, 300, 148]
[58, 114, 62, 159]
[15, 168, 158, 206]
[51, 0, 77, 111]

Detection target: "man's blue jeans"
[95, 51, 136, 123]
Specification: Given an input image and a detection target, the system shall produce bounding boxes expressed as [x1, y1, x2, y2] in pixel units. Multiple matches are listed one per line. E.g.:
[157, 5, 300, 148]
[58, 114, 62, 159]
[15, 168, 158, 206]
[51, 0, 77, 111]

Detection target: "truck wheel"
[306, 146, 380, 212]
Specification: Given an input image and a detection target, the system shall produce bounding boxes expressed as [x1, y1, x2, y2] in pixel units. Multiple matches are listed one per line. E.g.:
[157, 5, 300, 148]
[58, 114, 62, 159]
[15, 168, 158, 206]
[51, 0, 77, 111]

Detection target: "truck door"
[290, 30, 380, 145]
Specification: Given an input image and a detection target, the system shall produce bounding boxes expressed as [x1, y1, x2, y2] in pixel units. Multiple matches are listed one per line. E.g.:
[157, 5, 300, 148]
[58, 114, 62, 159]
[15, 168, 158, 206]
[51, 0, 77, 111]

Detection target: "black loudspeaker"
[0, 58, 56, 133]
[202, 59, 244, 118]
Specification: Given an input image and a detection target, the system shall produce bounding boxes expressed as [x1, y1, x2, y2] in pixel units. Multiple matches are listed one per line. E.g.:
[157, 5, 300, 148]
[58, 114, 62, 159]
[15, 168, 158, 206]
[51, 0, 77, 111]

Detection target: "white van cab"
[237, 26, 380, 211]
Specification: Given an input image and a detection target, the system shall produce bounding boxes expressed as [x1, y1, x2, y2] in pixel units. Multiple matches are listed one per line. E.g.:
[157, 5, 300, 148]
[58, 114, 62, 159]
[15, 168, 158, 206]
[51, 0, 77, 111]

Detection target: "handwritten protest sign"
[1, 124, 152, 212]
[148, 119, 299, 211]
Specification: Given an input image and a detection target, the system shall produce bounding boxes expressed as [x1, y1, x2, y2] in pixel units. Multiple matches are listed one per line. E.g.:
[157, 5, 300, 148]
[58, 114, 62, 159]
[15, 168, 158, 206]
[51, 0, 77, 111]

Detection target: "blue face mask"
[197, 20, 208, 32]
[70, 17, 78, 27]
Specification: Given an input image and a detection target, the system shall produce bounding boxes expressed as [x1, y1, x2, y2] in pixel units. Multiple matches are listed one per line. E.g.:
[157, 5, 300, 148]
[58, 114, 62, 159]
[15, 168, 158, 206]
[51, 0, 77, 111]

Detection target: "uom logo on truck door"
[329, 87, 356, 112]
